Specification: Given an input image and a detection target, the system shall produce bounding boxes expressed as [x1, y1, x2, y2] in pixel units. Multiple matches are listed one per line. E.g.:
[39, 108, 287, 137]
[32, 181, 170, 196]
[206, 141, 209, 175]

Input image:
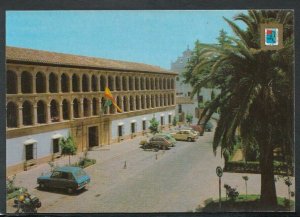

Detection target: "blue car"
[37, 166, 90, 194]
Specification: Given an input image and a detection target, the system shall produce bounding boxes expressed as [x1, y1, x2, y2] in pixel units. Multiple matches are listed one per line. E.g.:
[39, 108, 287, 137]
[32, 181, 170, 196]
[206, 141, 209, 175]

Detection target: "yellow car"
[170, 129, 198, 142]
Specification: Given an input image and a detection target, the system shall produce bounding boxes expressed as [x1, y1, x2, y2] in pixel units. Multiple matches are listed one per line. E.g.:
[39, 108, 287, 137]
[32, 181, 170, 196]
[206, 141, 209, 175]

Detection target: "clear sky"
[6, 10, 246, 69]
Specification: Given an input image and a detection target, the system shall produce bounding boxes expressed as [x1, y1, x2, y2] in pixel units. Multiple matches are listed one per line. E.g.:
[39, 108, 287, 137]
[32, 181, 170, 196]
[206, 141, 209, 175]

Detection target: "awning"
[23, 138, 37, 145]
[52, 133, 63, 139]
[118, 122, 124, 126]
[131, 120, 137, 123]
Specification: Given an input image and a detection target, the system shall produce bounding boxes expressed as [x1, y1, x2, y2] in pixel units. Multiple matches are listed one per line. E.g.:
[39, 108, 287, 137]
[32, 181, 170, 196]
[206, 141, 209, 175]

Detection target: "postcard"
[5, 10, 295, 213]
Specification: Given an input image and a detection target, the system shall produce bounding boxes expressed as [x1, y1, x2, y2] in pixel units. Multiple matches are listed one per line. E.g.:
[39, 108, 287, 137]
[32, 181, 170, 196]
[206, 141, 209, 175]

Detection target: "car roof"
[54, 166, 82, 173]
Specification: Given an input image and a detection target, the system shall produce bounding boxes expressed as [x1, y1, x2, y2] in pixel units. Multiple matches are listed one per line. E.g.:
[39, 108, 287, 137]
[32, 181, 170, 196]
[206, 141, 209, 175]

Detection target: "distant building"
[6, 47, 177, 175]
[171, 47, 217, 123]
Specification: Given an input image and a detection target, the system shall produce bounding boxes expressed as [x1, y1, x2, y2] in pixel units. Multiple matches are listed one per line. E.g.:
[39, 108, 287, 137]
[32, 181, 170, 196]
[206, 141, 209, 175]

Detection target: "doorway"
[88, 126, 99, 148]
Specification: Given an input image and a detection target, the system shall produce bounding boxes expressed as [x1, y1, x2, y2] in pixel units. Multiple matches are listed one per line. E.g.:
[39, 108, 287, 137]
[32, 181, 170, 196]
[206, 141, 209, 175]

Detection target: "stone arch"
[129, 77, 134, 91]
[135, 95, 140, 110]
[135, 77, 139, 90]
[151, 95, 155, 108]
[82, 74, 89, 92]
[156, 94, 160, 107]
[101, 97, 108, 114]
[49, 72, 58, 93]
[91, 75, 98, 92]
[141, 77, 145, 90]
[7, 101, 18, 127]
[159, 78, 163, 90]
[146, 95, 150, 108]
[83, 98, 91, 117]
[108, 75, 114, 91]
[22, 100, 33, 125]
[92, 97, 98, 116]
[130, 95, 134, 111]
[61, 73, 70, 93]
[123, 96, 128, 112]
[62, 99, 70, 120]
[21, 71, 33, 93]
[73, 98, 80, 118]
[7, 70, 18, 94]
[50, 99, 60, 122]
[146, 77, 150, 90]
[72, 74, 80, 92]
[141, 95, 145, 109]
[116, 96, 122, 113]
[100, 75, 106, 91]
[36, 72, 47, 93]
[37, 100, 47, 123]
[160, 94, 163, 106]
[122, 76, 128, 91]
[116, 76, 121, 91]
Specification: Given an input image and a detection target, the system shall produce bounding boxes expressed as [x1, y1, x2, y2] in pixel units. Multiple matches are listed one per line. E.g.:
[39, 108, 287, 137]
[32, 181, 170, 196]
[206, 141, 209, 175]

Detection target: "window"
[142, 120, 147, 131]
[131, 122, 136, 134]
[25, 144, 34, 161]
[51, 171, 62, 178]
[178, 104, 182, 113]
[25, 143, 37, 161]
[168, 115, 172, 124]
[188, 92, 191, 96]
[160, 116, 164, 126]
[118, 125, 123, 137]
[53, 138, 60, 154]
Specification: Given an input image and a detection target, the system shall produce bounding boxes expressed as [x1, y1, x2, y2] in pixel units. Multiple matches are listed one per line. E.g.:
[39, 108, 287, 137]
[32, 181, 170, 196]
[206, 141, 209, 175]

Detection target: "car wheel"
[187, 137, 192, 142]
[67, 187, 74, 194]
[39, 183, 45, 190]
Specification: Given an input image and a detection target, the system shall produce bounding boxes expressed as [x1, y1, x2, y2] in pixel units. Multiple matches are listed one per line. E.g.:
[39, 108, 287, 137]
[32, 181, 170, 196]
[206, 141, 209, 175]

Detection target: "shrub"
[60, 134, 77, 165]
[149, 117, 159, 135]
[224, 184, 239, 201]
[186, 114, 193, 124]
[139, 140, 148, 146]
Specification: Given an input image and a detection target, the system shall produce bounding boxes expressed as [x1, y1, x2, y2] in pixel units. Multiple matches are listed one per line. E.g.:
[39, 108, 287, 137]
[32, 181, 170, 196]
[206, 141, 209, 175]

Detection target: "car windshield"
[74, 169, 87, 178]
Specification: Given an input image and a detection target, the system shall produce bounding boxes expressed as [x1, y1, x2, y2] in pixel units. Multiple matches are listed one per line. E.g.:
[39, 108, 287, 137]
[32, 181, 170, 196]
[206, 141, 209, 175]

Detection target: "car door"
[50, 171, 62, 188]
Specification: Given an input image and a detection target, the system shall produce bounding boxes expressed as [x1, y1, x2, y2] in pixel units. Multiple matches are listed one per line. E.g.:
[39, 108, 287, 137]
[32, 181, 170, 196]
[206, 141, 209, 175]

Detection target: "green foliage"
[186, 114, 193, 124]
[139, 140, 148, 146]
[182, 10, 294, 206]
[172, 116, 178, 126]
[59, 134, 77, 165]
[60, 134, 77, 156]
[211, 90, 216, 100]
[149, 117, 159, 135]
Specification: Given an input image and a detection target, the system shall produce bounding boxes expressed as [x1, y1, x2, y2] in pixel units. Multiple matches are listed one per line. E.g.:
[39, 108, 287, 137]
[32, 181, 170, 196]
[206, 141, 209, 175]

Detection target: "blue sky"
[6, 10, 246, 69]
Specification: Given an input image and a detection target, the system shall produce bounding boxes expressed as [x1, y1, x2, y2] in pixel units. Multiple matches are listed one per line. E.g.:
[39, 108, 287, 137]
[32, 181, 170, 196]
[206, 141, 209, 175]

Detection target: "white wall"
[111, 109, 175, 140]
[6, 129, 69, 166]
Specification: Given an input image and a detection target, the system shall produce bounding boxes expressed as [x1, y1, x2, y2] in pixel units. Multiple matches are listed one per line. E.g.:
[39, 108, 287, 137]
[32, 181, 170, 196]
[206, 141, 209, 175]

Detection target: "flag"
[104, 87, 122, 113]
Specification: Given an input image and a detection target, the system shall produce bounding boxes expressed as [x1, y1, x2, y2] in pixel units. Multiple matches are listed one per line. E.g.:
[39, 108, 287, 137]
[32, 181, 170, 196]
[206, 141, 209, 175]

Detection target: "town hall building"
[6, 47, 177, 175]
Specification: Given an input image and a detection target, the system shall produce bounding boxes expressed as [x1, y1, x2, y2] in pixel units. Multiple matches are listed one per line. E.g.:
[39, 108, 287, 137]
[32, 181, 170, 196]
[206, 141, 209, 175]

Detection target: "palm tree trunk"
[69, 155, 71, 165]
[260, 140, 277, 209]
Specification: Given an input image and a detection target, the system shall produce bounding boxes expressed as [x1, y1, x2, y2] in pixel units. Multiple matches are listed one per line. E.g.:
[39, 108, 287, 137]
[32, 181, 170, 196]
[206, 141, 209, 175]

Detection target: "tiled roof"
[6, 46, 176, 74]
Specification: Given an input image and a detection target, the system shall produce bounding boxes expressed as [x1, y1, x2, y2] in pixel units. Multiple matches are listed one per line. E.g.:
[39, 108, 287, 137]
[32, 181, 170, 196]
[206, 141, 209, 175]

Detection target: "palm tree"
[185, 10, 294, 208]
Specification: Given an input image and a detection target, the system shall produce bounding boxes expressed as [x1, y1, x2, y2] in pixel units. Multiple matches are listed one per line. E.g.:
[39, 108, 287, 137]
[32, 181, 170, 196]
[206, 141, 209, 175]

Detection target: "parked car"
[204, 121, 213, 132]
[141, 135, 174, 151]
[170, 129, 198, 142]
[156, 133, 177, 146]
[37, 166, 90, 194]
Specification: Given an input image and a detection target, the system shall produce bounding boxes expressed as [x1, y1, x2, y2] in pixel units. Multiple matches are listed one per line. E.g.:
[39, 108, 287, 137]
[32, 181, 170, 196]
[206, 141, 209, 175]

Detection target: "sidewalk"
[10, 135, 147, 193]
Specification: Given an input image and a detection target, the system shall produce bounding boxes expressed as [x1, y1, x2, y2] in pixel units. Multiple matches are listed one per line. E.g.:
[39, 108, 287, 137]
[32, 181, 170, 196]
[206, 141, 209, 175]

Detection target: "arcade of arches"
[6, 65, 176, 129]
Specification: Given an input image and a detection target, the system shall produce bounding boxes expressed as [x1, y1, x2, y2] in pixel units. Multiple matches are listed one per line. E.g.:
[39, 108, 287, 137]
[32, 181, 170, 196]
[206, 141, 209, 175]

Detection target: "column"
[59, 102, 63, 121]
[79, 74, 83, 93]
[17, 73, 22, 94]
[69, 72, 73, 93]
[126, 76, 129, 92]
[90, 101, 93, 116]
[58, 73, 62, 93]
[80, 98, 84, 117]
[133, 96, 136, 111]
[120, 97, 124, 112]
[45, 73, 49, 93]
[18, 105, 23, 127]
[32, 72, 36, 94]
[47, 103, 51, 123]
[70, 102, 74, 120]
[33, 105, 38, 125]
[99, 98, 103, 115]
[132, 76, 135, 91]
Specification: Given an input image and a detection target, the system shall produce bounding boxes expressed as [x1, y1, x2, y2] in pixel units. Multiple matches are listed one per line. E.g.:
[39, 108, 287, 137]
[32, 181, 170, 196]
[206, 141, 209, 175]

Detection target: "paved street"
[7, 130, 295, 213]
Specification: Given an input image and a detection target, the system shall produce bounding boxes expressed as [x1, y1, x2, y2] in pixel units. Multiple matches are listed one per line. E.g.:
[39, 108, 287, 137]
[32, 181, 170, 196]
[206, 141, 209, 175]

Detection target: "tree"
[186, 114, 193, 125]
[149, 117, 159, 135]
[59, 134, 77, 165]
[172, 116, 178, 126]
[184, 10, 294, 208]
